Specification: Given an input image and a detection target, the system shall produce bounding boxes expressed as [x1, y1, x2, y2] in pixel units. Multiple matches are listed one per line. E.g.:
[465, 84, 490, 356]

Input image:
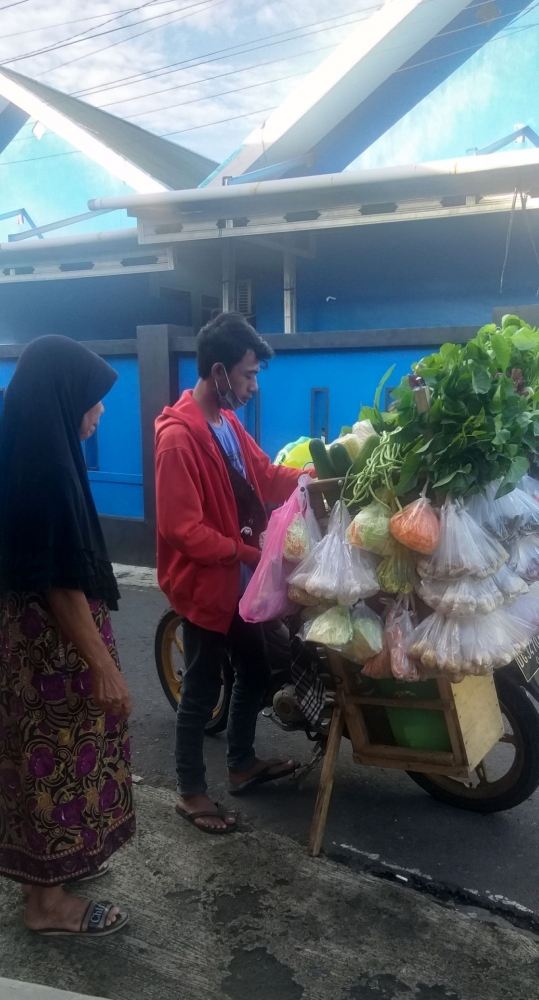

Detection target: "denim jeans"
[175, 612, 271, 796]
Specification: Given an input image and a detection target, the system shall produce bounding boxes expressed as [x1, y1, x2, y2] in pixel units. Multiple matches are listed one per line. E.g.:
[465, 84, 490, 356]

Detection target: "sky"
[1, 0, 539, 240]
[0, 0, 369, 162]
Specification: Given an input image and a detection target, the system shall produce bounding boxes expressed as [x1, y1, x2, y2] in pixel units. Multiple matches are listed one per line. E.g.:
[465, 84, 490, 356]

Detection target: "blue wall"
[255, 213, 539, 333]
[0, 273, 191, 344]
[0, 356, 143, 519]
[179, 346, 432, 461]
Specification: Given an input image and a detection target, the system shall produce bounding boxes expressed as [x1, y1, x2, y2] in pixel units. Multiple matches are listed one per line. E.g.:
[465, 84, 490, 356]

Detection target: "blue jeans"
[175, 612, 271, 797]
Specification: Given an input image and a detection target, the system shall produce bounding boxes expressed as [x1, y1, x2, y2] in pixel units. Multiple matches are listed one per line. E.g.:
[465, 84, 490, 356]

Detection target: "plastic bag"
[493, 563, 529, 604]
[346, 499, 394, 556]
[416, 501, 508, 580]
[287, 584, 324, 606]
[361, 641, 392, 678]
[386, 601, 419, 681]
[352, 418, 376, 447]
[282, 478, 322, 563]
[466, 482, 539, 541]
[517, 474, 539, 502]
[416, 575, 504, 617]
[377, 543, 416, 594]
[343, 603, 384, 664]
[274, 436, 314, 471]
[389, 496, 440, 555]
[509, 534, 539, 582]
[505, 582, 539, 638]
[239, 487, 303, 623]
[289, 502, 379, 606]
[407, 610, 528, 676]
[302, 606, 353, 648]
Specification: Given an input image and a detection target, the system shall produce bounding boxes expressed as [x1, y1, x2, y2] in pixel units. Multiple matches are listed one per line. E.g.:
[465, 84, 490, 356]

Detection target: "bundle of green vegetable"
[355, 315, 539, 502]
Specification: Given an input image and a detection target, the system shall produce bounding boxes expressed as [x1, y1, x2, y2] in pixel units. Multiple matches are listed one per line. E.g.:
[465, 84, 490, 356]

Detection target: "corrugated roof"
[0, 67, 216, 190]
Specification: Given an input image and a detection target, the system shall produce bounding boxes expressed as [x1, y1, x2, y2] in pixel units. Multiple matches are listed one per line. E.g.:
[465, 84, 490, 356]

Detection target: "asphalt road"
[113, 584, 539, 916]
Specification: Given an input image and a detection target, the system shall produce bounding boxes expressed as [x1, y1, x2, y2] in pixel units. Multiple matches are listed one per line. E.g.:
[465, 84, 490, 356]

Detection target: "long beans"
[347, 432, 406, 506]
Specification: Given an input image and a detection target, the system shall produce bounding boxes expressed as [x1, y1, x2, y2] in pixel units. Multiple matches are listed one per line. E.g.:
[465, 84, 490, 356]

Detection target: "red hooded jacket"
[155, 390, 302, 633]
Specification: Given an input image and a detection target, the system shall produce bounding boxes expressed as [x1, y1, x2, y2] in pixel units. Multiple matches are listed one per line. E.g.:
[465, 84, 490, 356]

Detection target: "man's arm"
[156, 445, 259, 567]
[244, 434, 312, 505]
[47, 589, 132, 720]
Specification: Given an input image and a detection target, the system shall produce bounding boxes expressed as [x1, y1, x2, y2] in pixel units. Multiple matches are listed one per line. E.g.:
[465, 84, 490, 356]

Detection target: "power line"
[70, 0, 510, 103]
[2, 0, 223, 66]
[90, 0, 524, 113]
[74, 3, 379, 97]
[0, 0, 33, 9]
[0, 105, 275, 167]
[3, 6, 539, 167]
[2, 0, 188, 39]
[125, 70, 303, 119]
[98, 43, 335, 109]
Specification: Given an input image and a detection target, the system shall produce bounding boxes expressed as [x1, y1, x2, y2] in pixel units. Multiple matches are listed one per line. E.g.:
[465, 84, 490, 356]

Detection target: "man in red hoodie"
[155, 312, 303, 833]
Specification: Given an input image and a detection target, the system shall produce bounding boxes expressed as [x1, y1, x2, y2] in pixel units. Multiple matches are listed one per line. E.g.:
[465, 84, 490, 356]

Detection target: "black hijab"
[0, 336, 120, 609]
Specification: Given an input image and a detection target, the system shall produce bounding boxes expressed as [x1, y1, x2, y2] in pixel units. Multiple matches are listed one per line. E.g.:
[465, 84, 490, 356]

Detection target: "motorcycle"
[155, 607, 539, 814]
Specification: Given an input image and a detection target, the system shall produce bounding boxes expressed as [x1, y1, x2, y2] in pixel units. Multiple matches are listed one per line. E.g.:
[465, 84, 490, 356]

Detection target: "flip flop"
[33, 900, 129, 938]
[175, 802, 237, 835]
[68, 862, 110, 885]
[228, 759, 297, 796]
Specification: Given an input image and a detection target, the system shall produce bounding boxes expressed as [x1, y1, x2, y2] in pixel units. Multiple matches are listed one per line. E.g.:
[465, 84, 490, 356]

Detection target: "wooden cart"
[305, 479, 505, 857]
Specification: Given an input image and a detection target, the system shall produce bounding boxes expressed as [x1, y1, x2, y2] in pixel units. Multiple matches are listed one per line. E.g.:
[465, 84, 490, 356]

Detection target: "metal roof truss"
[0, 246, 174, 283]
[136, 193, 539, 246]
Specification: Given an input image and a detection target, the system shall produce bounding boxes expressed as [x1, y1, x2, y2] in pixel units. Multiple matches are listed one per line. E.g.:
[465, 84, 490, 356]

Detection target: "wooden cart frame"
[305, 480, 504, 857]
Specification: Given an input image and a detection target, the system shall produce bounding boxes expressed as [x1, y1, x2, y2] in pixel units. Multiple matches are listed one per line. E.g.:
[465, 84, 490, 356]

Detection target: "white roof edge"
[88, 149, 539, 213]
[0, 228, 140, 254]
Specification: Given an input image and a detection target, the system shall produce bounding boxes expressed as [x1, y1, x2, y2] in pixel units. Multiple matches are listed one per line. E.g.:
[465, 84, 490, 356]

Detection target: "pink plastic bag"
[239, 479, 308, 623]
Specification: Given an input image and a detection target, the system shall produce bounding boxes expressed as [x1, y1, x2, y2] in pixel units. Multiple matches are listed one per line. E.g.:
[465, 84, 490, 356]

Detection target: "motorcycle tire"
[407, 672, 539, 813]
[154, 608, 232, 734]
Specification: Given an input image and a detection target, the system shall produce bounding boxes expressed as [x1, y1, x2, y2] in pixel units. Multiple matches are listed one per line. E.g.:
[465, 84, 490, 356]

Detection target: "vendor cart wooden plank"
[443, 674, 504, 770]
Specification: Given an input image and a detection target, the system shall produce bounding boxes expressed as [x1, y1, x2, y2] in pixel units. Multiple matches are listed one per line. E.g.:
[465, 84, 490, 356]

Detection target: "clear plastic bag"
[518, 474, 539, 502]
[508, 534, 539, 582]
[389, 496, 440, 555]
[289, 502, 379, 606]
[407, 609, 528, 676]
[287, 584, 324, 607]
[504, 582, 539, 639]
[493, 563, 529, 604]
[302, 606, 353, 648]
[361, 641, 392, 678]
[282, 477, 322, 563]
[377, 543, 416, 594]
[343, 603, 384, 665]
[466, 482, 539, 541]
[346, 499, 394, 556]
[352, 419, 376, 447]
[416, 575, 504, 617]
[416, 500, 508, 580]
[386, 601, 420, 681]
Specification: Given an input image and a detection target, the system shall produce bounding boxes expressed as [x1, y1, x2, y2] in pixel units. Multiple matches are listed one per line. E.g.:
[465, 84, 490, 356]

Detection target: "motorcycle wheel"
[408, 672, 539, 812]
[154, 609, 232, 734]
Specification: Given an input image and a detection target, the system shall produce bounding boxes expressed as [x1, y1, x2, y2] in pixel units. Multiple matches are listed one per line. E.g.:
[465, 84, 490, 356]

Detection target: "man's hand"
[89, 655, 132, 720]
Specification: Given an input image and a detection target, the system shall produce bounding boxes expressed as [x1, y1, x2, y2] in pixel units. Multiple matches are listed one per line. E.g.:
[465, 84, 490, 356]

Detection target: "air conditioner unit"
[236, 278, 253, 317]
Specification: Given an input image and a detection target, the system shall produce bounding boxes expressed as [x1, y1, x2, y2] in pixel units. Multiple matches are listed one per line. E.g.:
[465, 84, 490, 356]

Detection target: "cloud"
[0, 0, 370, 161]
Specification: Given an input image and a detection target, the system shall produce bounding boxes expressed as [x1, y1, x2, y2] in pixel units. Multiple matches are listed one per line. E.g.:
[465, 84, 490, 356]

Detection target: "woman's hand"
[89, 655, 132, 720]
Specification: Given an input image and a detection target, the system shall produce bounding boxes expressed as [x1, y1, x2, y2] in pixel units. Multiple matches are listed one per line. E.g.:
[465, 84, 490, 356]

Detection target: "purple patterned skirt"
[0, 592, 135, 885]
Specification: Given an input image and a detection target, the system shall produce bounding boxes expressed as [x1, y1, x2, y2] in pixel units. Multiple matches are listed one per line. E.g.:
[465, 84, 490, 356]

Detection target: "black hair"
[196, 311, 274, 379]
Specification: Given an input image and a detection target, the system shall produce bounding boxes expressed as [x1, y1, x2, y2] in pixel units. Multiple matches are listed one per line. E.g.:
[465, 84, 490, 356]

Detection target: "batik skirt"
[0, 592, 135, 885]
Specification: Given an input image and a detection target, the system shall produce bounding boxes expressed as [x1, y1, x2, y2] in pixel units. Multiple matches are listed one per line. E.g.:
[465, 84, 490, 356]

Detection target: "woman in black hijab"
[0, 336, 134, 937]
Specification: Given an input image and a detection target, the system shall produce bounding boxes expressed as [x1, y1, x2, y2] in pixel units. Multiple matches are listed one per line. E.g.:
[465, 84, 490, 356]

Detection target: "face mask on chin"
[214, 370, 245, 411]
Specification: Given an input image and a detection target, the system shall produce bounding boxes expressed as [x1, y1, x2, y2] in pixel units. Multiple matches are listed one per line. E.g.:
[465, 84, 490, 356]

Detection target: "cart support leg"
[308, 706, 344, 858]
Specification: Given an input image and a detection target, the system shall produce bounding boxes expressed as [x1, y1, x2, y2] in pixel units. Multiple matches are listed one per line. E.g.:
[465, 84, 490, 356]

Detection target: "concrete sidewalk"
[0, 784, 537, 1000]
